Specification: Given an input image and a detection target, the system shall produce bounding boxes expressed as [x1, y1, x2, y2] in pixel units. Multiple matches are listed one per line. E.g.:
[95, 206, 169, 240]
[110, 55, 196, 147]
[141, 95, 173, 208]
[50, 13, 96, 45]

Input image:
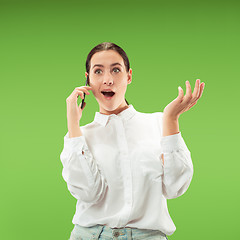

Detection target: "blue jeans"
[68, 224, 169, 240]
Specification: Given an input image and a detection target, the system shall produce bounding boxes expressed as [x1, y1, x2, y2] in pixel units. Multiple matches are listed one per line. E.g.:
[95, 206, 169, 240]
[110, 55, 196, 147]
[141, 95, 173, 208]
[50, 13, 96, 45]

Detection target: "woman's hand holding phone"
[66, 85, 92, 130]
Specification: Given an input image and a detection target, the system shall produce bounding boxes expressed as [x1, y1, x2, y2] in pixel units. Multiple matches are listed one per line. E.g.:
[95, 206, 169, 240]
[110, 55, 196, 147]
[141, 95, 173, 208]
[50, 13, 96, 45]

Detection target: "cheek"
[120, 84, 128, 93]
[92, 90, 99, 97]
[88, 82, 98, 96]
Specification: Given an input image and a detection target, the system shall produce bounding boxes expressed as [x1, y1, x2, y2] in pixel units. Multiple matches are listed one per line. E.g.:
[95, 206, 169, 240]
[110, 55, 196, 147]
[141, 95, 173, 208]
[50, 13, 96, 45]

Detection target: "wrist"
[162, 114, 180, 137]
[163, 113, 179, 122]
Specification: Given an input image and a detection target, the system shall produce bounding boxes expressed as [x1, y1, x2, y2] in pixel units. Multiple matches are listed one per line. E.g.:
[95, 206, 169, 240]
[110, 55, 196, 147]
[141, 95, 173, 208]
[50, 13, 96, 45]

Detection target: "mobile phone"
[81, 75, 89, 109]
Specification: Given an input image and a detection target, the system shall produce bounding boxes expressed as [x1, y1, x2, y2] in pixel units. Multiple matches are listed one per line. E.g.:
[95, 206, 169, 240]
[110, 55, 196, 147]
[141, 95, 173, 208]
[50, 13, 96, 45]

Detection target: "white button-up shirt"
[60, 104, 193, 236]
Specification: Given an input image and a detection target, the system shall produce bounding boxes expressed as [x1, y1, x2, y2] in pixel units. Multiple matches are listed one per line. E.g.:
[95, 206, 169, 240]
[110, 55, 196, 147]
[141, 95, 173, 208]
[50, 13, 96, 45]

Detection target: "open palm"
[163, 79, 205, 119]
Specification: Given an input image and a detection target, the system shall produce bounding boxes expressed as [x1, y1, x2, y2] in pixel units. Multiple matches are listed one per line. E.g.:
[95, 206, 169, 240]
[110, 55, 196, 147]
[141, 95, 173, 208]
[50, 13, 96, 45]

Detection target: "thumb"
[177, 86, 184, 103]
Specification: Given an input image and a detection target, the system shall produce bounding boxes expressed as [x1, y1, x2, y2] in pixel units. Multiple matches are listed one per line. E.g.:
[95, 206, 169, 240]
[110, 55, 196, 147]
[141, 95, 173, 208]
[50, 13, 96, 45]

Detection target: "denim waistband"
[71, 224, 168, 240]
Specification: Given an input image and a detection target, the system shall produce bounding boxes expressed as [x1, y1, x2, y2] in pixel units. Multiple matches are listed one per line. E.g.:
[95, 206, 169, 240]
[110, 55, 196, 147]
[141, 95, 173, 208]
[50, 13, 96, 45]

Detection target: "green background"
[1, 0, 239, 239]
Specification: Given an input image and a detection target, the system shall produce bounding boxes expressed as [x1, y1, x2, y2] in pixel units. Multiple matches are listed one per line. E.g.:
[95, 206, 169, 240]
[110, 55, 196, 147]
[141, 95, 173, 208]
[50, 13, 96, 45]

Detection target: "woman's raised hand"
[163, 79, 205, 120]
[66, 86, 92, 125]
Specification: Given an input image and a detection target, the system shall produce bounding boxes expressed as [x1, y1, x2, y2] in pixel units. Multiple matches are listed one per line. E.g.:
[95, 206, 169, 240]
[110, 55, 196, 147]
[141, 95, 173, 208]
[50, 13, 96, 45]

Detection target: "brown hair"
[85, 42, 130, 105]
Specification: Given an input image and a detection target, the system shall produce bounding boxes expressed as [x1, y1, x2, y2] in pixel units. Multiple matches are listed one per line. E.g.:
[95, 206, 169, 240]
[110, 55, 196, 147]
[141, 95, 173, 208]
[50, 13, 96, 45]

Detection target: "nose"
[103, 72, 114, 85]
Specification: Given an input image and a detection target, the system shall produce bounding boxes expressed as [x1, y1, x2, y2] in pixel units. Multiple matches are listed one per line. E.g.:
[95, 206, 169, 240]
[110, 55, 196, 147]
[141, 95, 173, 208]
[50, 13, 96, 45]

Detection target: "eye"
[113, 67, 120, 73]
[94, 69, 102, 74]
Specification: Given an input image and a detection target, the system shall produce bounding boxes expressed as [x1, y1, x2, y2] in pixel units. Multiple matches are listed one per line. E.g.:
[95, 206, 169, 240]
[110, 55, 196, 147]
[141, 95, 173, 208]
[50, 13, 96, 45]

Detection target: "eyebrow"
[92, 62, 123, 69]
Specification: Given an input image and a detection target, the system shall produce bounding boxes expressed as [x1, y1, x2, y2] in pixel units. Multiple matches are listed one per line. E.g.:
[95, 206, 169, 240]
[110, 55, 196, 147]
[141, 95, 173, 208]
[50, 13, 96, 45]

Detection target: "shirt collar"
[94, 104, 137, 127]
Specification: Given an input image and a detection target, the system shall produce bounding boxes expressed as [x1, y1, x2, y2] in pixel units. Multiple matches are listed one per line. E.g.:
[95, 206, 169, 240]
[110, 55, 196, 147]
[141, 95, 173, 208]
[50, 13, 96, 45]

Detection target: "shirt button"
[113, 231, 120, 237]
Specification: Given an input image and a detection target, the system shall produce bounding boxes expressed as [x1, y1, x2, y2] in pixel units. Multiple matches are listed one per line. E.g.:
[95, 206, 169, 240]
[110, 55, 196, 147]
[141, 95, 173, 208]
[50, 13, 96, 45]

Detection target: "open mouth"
[101, 91, 115, 99]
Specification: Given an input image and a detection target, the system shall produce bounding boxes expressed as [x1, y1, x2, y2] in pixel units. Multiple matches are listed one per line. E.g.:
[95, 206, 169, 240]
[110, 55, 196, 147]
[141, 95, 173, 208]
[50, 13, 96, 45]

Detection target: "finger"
[183, 100, 197, 113]
[177, 86, 184, 103]
[75, 90, 85, 99]
[198, 82, 205, 99]
[185, 80, 192, 99]
[188, 100, 197, 110]
[184, 82, 203, 110]
[76, 86, 93, 91]
[192, 79, 200, 100]
[82, 86, 92, 89]
[78, 86, 92, 89]
[75, 86, 91, 95]
[84, 86, 93, 89]
[181, 81, 192, 105]
[75, 87, 91, 95]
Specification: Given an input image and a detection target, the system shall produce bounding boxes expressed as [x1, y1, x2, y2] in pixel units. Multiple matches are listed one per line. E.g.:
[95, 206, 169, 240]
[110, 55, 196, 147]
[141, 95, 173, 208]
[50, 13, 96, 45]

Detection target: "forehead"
[91, 50, 124, 67]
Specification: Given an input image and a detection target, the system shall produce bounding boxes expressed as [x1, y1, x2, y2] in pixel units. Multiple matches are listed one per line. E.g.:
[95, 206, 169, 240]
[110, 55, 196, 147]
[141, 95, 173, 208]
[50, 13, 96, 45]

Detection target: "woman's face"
[85, 50, 132, 115]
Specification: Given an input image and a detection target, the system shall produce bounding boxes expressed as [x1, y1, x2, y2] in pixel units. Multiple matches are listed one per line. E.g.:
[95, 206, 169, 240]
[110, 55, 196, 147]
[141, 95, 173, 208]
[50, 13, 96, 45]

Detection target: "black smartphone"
[81, 75, 89, 109]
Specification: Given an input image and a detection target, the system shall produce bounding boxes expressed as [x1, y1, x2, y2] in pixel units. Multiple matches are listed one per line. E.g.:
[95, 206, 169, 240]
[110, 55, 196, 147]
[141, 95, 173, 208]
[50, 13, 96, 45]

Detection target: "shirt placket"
[114, 117, 133, 226]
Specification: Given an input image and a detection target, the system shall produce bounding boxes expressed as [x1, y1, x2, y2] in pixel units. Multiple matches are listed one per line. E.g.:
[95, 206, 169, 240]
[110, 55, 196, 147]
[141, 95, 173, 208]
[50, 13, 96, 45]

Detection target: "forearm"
[68, 122, 83, 138]
[161, 115, 180, 165]
[60, 137, 108, 203]
[160, 131, 193, 199]
[160, 115, 193, 199]
[162, 115, 180, 137]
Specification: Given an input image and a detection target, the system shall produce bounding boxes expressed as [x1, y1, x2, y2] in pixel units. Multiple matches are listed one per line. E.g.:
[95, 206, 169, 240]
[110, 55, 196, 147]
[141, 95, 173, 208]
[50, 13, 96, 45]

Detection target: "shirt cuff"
[63, 131, 88, 154]
[160, 132, 189, 153]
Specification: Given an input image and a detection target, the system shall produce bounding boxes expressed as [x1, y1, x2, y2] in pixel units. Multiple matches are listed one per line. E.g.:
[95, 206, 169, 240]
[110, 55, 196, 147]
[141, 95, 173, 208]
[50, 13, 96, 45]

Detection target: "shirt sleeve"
[160, 132, 193, 199]
[60, 131, 108, 204]
[157, 112, 194, 199]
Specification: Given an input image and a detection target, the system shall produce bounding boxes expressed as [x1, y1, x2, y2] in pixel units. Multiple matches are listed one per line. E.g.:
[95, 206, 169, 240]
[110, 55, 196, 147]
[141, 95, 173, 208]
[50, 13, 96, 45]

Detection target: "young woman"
[60, 42, 205, 240]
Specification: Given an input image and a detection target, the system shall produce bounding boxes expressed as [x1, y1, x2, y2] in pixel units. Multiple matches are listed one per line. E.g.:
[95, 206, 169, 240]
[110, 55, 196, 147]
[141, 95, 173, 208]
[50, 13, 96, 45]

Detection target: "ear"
[127, 68, 132, 85]
[85, 72, 90, 85]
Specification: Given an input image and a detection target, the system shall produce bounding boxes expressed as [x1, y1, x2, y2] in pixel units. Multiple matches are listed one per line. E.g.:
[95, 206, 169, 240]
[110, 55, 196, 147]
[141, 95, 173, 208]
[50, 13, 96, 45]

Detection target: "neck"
[99, 102, 129, 115]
